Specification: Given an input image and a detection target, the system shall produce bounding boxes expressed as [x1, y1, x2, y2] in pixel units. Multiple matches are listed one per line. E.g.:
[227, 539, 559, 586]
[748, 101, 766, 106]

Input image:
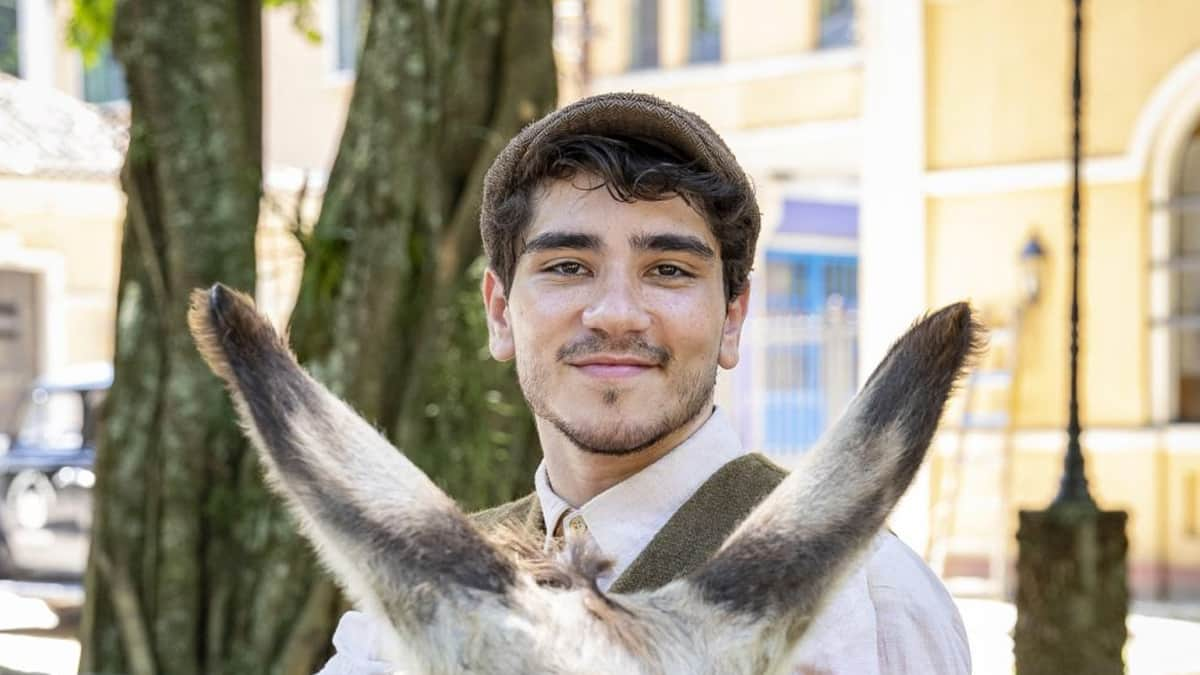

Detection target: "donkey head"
[189, 284, 981, 674]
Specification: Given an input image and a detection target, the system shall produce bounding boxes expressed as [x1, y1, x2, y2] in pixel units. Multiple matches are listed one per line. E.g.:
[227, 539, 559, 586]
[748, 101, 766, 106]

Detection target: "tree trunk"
[80, 1, 555, 674]
[78, 2, 324, 674]
[285, 0, 556, 652]
[289, 0, 556, 509]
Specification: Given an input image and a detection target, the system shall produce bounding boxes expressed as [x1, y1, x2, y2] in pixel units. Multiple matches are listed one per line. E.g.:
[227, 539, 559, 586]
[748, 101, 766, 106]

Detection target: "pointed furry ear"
[188, 284, 281, 385]
[668, 303, 982, 651]
[188, 284, 520, 661]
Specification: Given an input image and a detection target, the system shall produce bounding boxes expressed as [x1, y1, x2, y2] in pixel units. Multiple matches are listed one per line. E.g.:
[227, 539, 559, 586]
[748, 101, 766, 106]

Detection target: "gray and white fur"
[188, 284, 983, 675]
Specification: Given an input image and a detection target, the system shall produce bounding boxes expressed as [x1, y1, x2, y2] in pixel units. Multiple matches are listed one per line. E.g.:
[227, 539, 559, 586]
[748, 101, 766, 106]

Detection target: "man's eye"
[654, 264, 687, 277]
[549, 262, 585, 276]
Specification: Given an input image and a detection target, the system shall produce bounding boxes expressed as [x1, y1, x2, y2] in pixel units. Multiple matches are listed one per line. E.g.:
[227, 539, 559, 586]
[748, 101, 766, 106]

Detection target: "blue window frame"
[761, 251, 858, 452]
[764, 251, 858, 316]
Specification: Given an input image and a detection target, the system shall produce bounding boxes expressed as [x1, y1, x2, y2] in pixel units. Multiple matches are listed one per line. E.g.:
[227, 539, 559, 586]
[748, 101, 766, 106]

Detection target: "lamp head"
[1019, 234, 1047, 306]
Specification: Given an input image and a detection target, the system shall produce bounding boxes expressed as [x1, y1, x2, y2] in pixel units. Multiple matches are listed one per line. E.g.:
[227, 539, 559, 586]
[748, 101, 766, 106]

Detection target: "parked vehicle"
[0, 363, 109, 584]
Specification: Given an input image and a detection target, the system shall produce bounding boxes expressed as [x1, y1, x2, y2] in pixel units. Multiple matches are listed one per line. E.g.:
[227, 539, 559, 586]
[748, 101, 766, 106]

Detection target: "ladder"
[926, 312, 1022, 598]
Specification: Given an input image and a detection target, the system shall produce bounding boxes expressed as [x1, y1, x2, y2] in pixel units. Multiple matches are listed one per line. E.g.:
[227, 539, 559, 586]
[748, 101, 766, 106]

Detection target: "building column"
[858, 0, 929, 549]
[16, 0, 55, 88]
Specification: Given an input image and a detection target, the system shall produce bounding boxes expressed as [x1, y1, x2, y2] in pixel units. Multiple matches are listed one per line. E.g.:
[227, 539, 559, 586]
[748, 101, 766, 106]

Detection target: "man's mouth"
[568, 355, 660, 379]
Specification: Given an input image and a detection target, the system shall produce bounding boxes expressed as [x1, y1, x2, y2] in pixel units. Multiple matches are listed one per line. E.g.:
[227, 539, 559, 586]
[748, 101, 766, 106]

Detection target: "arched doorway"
[1143, 49, 1200, 600]
[1144, 48, 1200, 426]
[1166, 127, 1200, 422]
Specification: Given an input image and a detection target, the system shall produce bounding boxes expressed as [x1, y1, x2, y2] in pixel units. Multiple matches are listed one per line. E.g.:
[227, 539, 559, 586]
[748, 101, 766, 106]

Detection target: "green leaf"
[67, 0, 115, 64]
[264, 0, 323, 43]
[69, 0, 322, 65]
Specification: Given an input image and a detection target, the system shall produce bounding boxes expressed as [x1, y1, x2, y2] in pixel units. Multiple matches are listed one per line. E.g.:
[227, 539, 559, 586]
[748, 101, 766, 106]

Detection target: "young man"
[319, 93, 970, 674]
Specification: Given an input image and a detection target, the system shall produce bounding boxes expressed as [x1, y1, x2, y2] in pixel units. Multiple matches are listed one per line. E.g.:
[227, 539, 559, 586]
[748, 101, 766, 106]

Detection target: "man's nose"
[581, 273, 652, 335]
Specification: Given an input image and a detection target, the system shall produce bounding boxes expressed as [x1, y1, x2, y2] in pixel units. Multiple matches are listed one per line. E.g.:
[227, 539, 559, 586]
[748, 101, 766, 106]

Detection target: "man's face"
[483, 175, 750, 455]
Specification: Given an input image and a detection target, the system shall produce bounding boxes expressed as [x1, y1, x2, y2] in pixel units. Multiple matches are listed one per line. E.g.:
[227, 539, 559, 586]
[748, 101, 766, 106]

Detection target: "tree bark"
[78, 2, 321, 674]
[81, 1, 555, 674]
[285, 0, 556, 653]
[289, 0, 555, 510]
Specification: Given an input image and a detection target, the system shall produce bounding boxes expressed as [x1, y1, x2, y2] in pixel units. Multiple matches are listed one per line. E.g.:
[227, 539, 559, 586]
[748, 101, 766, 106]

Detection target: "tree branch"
[95, 547, 158, 675]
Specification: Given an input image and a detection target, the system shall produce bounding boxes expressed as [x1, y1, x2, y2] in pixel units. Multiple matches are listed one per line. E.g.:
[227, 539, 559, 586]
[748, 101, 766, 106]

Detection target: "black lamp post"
[1013, 1, 1128, 672]
[1051, 0, 1097, 511]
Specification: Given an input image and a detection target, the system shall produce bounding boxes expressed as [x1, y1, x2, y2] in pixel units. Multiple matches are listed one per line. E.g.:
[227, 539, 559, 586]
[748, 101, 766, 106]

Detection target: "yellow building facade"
[572, 0, 1200, 600]
[921, 0, 1200, 601]
[5, 0, 1199, 601]
[0, 72, 124, 415]
[0, 1, 316, 394]
[0, 0, 131, 375]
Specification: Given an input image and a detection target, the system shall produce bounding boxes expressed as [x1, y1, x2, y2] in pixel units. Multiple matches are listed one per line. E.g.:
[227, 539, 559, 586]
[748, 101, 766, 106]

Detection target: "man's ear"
[718, 281, 751, 370]
[482, 268, 515, 362]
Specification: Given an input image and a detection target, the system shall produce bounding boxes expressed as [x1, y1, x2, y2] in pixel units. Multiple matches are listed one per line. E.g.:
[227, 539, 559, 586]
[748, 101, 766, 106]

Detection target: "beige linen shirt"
[537, 407, 971, 674]
[317, 408, 971, 674]
[535, 407, 746, 590]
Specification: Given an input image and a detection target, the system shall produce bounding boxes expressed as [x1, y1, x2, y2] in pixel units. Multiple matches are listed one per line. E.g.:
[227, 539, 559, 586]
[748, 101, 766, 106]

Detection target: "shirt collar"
[533, 407, 747, 583]
[534, 464, 573, 540]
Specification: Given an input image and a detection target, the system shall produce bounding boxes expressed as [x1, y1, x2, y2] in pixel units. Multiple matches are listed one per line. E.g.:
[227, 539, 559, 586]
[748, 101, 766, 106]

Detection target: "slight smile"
[568, 355, 660, 379]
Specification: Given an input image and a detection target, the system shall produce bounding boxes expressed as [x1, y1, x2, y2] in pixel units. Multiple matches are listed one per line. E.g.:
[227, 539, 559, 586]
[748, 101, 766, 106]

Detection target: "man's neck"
[538, 407, 715, 507]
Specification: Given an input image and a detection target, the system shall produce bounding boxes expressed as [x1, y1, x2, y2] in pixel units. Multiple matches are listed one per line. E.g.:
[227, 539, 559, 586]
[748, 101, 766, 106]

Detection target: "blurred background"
[0, 0, 1199, 673]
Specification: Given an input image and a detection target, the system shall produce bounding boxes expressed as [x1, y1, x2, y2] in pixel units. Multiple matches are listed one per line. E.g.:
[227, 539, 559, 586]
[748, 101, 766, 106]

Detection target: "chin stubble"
[518, 350, 718, 457]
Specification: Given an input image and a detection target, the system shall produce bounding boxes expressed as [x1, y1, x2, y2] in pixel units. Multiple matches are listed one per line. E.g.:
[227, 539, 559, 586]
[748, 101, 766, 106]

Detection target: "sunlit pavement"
[0, 589, 79, 675]
[1, 590, 1199, 674]
[956, 597, 1200, 675]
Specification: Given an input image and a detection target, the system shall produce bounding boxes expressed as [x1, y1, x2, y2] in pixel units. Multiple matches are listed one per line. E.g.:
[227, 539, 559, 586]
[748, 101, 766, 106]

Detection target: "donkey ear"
[188, 284, 521, 663]
[657, 303, 983, 658]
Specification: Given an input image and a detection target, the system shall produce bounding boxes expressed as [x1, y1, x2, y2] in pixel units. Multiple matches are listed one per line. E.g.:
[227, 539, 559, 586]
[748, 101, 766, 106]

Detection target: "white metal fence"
[731, 308, 858, 457]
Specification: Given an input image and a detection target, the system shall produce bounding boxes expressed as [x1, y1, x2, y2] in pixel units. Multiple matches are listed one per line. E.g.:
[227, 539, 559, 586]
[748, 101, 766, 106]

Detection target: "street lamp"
[1019, 234, 1046, 307]
[1013, 2, 1128, 672]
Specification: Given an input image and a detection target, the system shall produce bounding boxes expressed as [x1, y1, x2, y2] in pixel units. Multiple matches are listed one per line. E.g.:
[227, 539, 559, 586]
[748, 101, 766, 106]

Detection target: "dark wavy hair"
[483, 134, 759, 302]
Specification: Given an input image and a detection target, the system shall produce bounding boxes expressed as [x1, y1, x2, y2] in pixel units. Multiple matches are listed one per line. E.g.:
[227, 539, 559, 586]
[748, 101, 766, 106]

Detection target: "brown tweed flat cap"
[480, 92, 760, 296]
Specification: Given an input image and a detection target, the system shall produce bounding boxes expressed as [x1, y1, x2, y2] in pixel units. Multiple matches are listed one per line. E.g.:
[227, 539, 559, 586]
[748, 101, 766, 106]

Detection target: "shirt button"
[567, 516, 588, 536]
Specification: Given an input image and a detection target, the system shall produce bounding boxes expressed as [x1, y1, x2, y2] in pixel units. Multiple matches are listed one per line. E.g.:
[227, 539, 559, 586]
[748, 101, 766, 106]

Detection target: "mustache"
[556, 334, 672, 367]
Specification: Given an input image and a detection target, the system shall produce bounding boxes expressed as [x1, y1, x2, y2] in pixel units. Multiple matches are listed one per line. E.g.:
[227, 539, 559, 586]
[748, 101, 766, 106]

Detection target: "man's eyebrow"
[630, 233, 716, 259]
[521, 231, 603, 256]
